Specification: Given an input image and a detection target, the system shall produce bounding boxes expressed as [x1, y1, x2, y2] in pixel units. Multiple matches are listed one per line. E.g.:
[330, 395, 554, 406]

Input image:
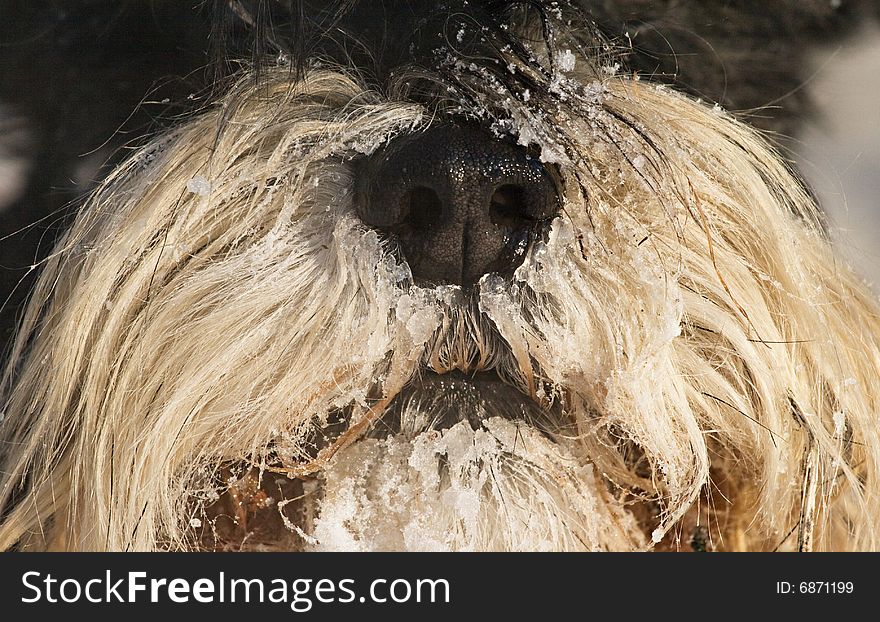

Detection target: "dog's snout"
[356, 125, 560, 286]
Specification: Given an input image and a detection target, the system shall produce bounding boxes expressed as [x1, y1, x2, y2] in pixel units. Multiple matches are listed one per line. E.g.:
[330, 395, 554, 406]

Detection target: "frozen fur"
[1, 29, 879, 551]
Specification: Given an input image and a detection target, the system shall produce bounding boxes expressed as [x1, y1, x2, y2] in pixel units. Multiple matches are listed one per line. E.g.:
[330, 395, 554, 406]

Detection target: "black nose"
[355, 125, 560, 286]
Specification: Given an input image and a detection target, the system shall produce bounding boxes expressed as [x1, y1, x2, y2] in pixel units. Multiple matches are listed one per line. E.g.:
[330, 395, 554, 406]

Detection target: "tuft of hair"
[1, 5, 880, 551]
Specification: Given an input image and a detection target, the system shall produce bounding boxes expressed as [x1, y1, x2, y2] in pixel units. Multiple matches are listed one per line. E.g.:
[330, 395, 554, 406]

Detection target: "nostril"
[401, 187, 442, 232]
[489, 184, 531, 230]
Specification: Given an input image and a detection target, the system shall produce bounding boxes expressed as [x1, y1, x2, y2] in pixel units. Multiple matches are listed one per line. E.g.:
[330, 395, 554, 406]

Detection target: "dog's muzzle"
[356, 124, 561, 286]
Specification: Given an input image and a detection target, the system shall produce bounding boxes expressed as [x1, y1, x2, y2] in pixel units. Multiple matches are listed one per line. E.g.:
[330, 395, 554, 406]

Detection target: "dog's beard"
[226, 200, 689, 552]
[310, 418, 643, 551]
[193, 257, 659, 552]
[292, 365, 640, 551]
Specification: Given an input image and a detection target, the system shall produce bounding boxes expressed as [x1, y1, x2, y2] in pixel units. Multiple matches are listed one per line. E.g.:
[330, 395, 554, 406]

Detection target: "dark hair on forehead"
[211, 1, 607, 123]
[213, 1, 601, 77]
[213, 0, 877, 136]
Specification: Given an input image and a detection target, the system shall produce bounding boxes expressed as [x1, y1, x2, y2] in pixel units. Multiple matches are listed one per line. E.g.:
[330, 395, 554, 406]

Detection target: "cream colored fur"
[1, 56, 879, 551]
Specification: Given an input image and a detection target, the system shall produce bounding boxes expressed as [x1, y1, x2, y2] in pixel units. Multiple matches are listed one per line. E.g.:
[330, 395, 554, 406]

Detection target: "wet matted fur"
[1, 1, 879, 551]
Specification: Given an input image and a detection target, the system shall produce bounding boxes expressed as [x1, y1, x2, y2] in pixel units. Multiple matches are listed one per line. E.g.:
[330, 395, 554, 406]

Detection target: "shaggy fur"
[1, 1, 879, 552]
[1, 0, 877, 348]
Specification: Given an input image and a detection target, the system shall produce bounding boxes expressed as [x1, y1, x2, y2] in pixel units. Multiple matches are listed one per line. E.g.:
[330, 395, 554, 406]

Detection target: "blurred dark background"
[0, 1, 217, 356]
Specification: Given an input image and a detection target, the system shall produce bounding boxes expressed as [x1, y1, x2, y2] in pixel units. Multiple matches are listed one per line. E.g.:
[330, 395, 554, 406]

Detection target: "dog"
[2, 0, 880, 552]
